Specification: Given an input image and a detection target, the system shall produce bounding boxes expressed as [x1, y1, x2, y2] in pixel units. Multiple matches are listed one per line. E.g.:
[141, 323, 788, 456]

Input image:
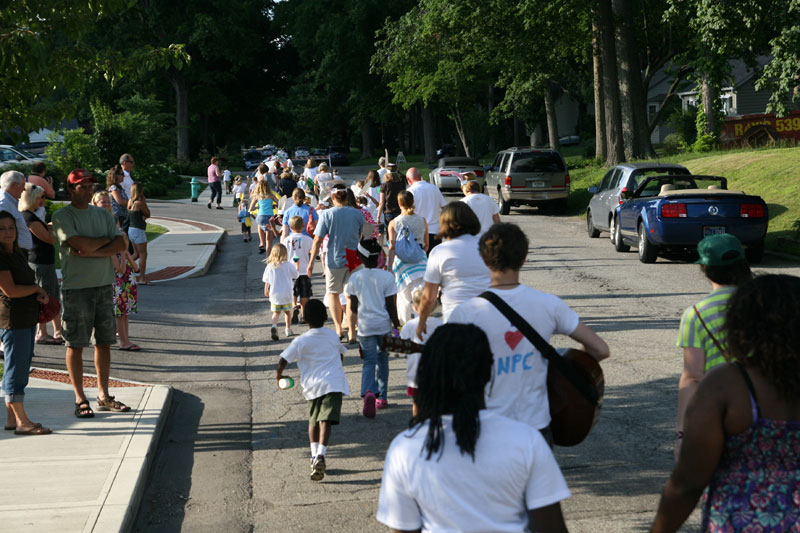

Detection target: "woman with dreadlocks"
[376, 323, 571, 533]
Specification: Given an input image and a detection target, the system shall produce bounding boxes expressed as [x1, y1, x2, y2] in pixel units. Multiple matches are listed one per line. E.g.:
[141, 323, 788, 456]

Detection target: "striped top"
[676, 287, 736, 371]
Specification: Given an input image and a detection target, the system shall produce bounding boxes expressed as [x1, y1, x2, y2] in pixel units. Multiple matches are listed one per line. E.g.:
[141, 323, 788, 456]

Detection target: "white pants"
[397, 277, 425, 325]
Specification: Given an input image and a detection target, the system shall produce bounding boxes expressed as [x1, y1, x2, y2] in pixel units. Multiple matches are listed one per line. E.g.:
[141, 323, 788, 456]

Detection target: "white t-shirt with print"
[400, 316, 443, 388]
[461, 193, 500, 237]
[262, 261, 298, 305]
[407, 180, 446, 233]
[423, 234, 490, 320]
[448, 285, 580, 430]
[377, 410, 571, 532]
[223, 169, 232, 182]
[345, 267, 398, 336]
[280, 327, 349, 400]
[282, 233, 314, 273]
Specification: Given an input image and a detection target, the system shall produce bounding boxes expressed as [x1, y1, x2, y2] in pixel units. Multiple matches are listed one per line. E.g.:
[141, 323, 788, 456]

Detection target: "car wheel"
[745, 240, 765, 264]
[612, 216, 630, 252]
[587, 210, 601, 238]
[498, 189, 511, 215]
[638, 223, 658, 263]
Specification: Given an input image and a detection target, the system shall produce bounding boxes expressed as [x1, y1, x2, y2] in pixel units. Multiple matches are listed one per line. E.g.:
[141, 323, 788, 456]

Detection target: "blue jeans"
[1, 326, 35, 403]
[359, 334, 388, 399]
[209, 181, 222, 204]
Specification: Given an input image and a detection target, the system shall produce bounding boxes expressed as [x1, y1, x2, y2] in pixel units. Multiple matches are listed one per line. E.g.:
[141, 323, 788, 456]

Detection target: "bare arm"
[415, 282, 439, 340]
[422, 219, 429, 251]
[264, 282, 270, 298]
[138, 199, 151, 219]
[28, 219, 55, 245]
[0, 270, 47, 300]
[72, 235, 126, 258]
[385, 295, 400, 330]
[307, 236, 322, 277]
[568, 322, 610, 361]
[386, 219, 397, 266]
[112, 253, 126, 274]
[276, 357, 288, 383]
[65, 235, 111, 254]
[110, 189, 126, 208]
[492, 213, 502, 224]
[377, 191, 386, 220]
[675, 347, 705, 455]
[527, 502, 569, 533]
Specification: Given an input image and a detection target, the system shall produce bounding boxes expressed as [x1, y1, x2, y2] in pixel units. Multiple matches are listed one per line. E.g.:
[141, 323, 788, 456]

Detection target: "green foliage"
[666, 106, 698, 147]
[662, 133, 684, 155]
[45, 130, 102, 175]
[691, 132, 717, 153]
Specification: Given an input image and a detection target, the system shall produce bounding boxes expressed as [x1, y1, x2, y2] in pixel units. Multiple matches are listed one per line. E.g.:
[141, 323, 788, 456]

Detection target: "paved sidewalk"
[145, 216, 225, 283]
[0, 374, 171, 532]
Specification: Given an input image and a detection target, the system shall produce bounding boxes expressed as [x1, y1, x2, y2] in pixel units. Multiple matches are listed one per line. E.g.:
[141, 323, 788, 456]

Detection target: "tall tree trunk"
[592, 17, 607, 161]
[597, 0, 625, 166]
[544, 84, 560, 151]
[168, 68, 189, 161]
[361, 119, 374, 159]
[614, 0, 655, 158]
[422, 105, 436, 163]
[530, 123, 544, 146]
[488, 85, 497, 152]
[451, 105, 471, 158]
[701, 76, 718, 135]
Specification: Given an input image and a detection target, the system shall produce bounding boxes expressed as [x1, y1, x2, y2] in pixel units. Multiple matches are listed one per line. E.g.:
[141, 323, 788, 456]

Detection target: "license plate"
[528, 180, 546, 188]
[703, 226, 726, 236]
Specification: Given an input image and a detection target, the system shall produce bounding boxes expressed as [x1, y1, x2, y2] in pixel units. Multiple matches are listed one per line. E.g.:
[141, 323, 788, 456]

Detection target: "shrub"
[663, 133, 684, 155]
[692, 132, 717, 153]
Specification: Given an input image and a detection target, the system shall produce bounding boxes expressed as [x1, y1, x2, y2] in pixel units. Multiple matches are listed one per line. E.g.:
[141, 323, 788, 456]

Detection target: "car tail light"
[740, 203, 764, 218]
[475, 169, 484, 177]
[619, 188, 628, 204]
[565, 174, 570, 187]
[504, 176, 512, 186]
[661, 203, 687, 218]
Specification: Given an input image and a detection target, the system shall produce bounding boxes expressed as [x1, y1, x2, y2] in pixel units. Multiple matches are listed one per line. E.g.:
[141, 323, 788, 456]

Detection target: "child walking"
[237, 201, 253, 242]
[276, 299, 348, 481]
[263, 243, 298, 340]
[344, 239, 400, 418]
[399, 286, 442, 418]
[282, 215, 314, 324]
[112, 239, 141, 351]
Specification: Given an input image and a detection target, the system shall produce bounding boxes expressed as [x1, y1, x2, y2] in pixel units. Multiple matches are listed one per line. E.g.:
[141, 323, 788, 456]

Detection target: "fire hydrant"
[190, 177, 201, 202]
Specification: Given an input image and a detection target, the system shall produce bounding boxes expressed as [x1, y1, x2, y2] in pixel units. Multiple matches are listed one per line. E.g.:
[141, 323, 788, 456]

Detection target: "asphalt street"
[31, 167, 800, 532]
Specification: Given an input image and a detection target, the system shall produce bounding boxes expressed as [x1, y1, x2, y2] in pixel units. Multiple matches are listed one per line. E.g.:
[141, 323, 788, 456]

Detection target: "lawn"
[567, 145, 800, 257]
[152, 176, 206, 201]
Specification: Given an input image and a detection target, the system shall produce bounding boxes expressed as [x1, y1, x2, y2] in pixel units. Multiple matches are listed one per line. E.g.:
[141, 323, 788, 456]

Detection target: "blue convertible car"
[611, 175, 768, 263]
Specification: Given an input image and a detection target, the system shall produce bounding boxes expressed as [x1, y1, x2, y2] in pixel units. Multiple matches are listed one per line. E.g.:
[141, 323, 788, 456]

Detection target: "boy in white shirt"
[345, 239, 400, 418]
[460, 176, 500, 237]
[263, 243, 298, 339]
[399, 286, 443, 418]
[276, 299, 349, 481]
[282, 216, 314, 324]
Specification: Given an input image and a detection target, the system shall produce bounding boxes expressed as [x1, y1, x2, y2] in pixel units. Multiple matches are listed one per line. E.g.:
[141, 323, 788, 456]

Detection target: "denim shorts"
[256, 214, 271, 230]
[128, 227, 147, 245]
[61, 286, 116, 347]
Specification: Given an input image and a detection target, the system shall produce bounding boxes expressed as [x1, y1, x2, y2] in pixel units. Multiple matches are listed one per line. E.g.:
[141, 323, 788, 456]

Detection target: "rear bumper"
[504, 188, 569, 202]
[438, 176, 485, 190]
[649, 220, 768, 246]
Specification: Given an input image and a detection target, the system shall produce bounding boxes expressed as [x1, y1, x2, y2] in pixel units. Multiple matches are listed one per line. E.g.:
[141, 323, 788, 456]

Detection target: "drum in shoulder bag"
[547, 348, 605, 447]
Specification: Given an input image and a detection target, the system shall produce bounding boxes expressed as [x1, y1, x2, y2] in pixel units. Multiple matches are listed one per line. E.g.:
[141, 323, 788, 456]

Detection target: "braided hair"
[413, 323, 493, 461]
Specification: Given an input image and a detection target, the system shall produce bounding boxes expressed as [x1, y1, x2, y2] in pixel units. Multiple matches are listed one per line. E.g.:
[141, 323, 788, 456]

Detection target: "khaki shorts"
[308, 392, 343, 425]
[61, 286, 116, 348]
[325, 266, 350, 294]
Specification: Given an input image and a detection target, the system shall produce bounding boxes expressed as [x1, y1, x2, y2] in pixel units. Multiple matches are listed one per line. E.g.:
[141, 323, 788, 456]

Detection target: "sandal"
[14, 425, 52, 436]
[96, 396, 131, 413]
[119, 344, 142, 351]
[5, 422, 41, 431]
[75, 401, 95, 418]
[36, 336, 63, 345]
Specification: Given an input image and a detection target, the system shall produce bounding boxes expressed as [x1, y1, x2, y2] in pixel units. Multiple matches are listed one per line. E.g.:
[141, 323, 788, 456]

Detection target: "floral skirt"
[114, 265, 138, 317]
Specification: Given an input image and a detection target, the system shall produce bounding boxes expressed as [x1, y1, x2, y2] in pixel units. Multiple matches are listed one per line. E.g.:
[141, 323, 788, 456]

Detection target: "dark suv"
[485, 147, 569, 214]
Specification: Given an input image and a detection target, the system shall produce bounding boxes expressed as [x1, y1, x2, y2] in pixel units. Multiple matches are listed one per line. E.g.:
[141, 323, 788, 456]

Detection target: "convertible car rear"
[611, 175, 768, 263]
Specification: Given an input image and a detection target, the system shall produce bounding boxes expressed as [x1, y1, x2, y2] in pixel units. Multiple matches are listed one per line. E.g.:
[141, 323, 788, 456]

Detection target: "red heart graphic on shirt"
[504, 329, 524, 350]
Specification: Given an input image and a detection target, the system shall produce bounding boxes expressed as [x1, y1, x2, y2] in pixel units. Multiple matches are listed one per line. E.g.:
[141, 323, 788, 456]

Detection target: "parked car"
[436, 143, 456, 159]
[294, 146, 310, 161]
[15, 141, 50, 156]
[485, 147, 570, 215]
[612, 174, 768, 263]
[0, 145, 45, 168]
[309, 148, 328, 166]
[587, 162, 690, 239]
[243, 151, 264, 171]
[429, 157, 485, 193]
[328, 146, 349, 166]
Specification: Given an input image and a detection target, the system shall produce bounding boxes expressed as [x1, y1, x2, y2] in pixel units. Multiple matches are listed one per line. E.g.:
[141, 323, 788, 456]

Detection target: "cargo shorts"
[61, 286, 117, 348]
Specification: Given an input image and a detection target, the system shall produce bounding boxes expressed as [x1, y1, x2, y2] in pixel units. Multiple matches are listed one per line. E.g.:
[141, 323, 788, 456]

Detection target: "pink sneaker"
[376, 398, 389, 409]
[362, 391, 376, 418]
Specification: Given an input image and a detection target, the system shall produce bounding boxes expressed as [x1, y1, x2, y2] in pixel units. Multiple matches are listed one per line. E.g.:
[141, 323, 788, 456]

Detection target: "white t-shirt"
[316, 172, 333, 198]
[122, 170, 133, 198]
[377, 410, 571, 532]
[407, 180, 446, 233]
[262, 261, 298, 305]
[345, 268, 398, 336]
[280, 328, 349, 400]
[249, 181, 258, 194]
[461, 193, 500, 237]
[378, 168, 388, 180]
[364, 185, 381, 221]
[400, 316, 443, 388]
[423, 234, 490, 320]
[282, 233, 314, 273]
[448, 285, 580, 430]
[223, 169, 232, 182]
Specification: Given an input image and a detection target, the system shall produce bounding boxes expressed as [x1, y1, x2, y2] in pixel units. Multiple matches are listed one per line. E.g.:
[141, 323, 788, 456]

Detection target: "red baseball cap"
[67, 169, 97, 185]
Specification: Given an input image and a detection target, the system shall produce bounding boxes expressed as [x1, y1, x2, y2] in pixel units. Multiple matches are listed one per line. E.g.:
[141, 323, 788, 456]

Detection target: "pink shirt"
[27, 175, 55, 199]
[207, 164, 221, 183]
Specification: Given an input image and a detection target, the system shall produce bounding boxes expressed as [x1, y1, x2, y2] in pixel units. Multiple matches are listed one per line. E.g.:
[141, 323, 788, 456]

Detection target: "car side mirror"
[620, 188, 633, 200]
[588, 186, 598, 194]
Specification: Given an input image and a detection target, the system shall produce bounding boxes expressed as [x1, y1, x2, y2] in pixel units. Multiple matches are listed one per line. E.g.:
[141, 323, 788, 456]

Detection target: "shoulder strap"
[692, 305, 726, 356]
[733, 362, 761, 419]
[478, 291, 599, 405]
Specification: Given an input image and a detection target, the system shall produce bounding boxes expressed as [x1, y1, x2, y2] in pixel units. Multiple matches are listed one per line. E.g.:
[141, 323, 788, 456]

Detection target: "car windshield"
[510, 152, 565, 173]
[440, 157, 478, 167]
[0, 149, 20, 162]
[311, 148, 327, 156]
[637, 176, 705, 197]
[245, 151, 261, 159]
[13, 147, 37, 158]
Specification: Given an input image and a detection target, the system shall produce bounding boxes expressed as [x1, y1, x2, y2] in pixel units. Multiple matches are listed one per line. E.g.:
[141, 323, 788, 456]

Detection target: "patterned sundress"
[701, 363, 800, 531]
[113, 256, 138, 317]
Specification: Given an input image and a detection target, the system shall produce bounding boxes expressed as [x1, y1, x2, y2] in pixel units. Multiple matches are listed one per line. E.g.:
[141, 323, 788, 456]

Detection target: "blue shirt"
[314, 206, 365, 270]
[282, 204, 318, 236]
[257, 198, 276, 217]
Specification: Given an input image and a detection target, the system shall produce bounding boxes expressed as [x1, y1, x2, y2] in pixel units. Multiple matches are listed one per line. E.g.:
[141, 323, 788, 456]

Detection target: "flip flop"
[119, 344, 142, 351]
[14, 425, 52, 436]
[36, 336, 63, 345]
[4, 422, 41, 431]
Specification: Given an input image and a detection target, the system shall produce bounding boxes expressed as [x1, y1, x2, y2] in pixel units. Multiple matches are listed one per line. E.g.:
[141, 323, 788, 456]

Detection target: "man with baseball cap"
[674, 233, 752, 456]
[119, 153, 135, 198]
[53, 169, 129, 418]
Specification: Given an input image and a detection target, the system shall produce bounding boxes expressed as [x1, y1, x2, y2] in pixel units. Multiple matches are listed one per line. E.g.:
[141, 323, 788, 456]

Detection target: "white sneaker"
[285, 327, 294, 337]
